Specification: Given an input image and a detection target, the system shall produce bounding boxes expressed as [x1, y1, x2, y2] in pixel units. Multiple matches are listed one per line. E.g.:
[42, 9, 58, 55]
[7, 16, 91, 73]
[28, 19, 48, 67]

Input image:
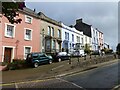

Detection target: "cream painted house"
[38, 12, 62, 54]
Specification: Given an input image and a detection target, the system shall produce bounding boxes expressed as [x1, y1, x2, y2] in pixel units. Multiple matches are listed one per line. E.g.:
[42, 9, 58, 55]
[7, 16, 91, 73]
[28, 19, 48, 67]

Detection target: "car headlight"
[48, 56, 52, 59]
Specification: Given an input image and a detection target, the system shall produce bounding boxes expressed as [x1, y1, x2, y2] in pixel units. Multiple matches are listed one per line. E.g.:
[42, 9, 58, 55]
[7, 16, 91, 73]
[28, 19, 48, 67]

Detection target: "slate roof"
[74, 19, 92, 37]
[38, 12, 61, 27]
[19, 7, 39, 18]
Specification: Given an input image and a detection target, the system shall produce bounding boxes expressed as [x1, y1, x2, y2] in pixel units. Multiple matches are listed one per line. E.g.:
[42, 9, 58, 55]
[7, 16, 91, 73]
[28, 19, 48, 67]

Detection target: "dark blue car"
[26, 52, 53, 68]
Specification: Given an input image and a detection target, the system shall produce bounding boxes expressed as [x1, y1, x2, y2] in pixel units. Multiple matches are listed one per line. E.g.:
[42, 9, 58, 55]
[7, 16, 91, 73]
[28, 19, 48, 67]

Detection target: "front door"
[4, 48, 12, 63]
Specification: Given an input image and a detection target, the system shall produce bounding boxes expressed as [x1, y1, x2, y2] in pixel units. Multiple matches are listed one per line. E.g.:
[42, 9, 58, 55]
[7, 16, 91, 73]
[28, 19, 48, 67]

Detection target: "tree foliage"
[1, 0, 25, 24]
[84, 44, 91, 54]
[116, 43, 120, 54]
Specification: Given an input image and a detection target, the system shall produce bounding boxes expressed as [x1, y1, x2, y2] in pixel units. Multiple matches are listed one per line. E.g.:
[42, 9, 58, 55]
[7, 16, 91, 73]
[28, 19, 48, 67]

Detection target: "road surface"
[2, 59, 119, 89]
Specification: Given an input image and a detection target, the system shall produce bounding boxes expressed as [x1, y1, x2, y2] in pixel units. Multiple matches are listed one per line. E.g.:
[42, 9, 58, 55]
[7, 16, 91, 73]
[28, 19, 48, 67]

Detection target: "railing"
[68, 54, 117, 68]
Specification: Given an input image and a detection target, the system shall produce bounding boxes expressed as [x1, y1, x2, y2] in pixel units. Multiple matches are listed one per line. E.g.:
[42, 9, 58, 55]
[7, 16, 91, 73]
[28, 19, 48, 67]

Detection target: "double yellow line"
[0, 77, 54, 87]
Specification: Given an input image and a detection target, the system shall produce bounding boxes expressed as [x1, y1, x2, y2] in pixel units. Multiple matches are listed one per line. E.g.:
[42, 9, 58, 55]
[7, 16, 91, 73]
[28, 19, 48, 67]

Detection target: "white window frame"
[24, 46, 32, 59]
[72, 34, 74, 42]
[25, 15, 33, 24]
[51, 27, 54, 36]
[58, 29, 61, 38]
[24, 28, 33, 41]
[5, 23, 16, 38]
[48, 26, 51, 36]
[52, 40, 56, 49]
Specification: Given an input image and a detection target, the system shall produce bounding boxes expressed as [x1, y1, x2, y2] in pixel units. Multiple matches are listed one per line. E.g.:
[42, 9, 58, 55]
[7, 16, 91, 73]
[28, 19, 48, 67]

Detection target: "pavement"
[1, 55, 118, 87]
[0, 65, 7, 71]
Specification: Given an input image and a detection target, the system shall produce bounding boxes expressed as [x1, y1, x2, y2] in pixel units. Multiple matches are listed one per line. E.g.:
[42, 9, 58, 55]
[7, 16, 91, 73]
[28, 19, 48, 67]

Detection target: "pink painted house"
[98, 31, 104, 50]
[0, 8, 41, 63]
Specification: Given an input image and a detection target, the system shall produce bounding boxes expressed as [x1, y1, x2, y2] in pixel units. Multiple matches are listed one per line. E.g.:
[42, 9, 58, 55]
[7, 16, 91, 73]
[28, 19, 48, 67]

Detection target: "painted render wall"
[40, 19, 62, 53]
[1, 12, 41, 62]
[91, 27, 99, 51]
[61, 23, 83, 53]
[0, 14, 2, 62]
[98, 31, 104, 50]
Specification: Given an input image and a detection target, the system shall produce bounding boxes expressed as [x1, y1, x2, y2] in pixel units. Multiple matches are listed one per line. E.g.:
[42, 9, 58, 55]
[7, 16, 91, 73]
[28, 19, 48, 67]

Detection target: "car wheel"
[58, 58, 61, 62]
[49, 60, 52, 64]
[34, 62, 39, 68]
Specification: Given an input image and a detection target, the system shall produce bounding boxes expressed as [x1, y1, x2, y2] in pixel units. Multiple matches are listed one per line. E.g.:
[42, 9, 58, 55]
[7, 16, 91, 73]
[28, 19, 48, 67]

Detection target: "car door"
[39, 54, 49, 64]
[61, 52, 67, 60]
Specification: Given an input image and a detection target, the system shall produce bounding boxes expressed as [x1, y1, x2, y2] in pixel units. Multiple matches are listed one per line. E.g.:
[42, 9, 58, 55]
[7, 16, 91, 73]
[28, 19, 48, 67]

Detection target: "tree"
[84, 44, 91, 54]
[1, 0, 25, 24]
[116, 43, 120, 55]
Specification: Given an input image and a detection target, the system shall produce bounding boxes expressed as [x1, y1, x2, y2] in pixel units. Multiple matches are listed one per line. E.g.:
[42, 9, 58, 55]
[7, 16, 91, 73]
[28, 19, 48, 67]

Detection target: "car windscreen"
[32, 53, 39, 58]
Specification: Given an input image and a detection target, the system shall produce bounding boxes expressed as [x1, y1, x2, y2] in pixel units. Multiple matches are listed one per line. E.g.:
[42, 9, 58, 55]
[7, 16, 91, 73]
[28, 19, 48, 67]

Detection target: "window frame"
[24, 28, 33, 41]
[51, 27, 54, 36]
[48, 26, 51, 36]
[5, 23, 16, 38]
[25, 15, 33, 24]
[24, 46, 32, 59]
[58, 29, 61, 38]
[72, 34, 74, 42]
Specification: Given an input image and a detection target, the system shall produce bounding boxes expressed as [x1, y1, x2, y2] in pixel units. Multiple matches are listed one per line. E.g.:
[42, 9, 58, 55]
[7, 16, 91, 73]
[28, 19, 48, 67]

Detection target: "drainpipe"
[15, 40, 19, 59]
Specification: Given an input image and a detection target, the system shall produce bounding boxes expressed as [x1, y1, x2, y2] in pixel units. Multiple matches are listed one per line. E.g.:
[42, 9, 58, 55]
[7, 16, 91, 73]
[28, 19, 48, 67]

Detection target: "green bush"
[84, 49, 91, 54]
[7, 59, 30, 70]
[84, 44, 91, 54]
[117, 43, 120, 55]
[0, 62, 8, 66]
[101, 48, 113, 54]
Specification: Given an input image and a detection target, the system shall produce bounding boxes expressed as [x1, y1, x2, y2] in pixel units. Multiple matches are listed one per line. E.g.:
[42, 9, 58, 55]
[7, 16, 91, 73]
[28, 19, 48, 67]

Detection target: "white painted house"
[91, 26, 99, 51]
[61, 23, 84, 53]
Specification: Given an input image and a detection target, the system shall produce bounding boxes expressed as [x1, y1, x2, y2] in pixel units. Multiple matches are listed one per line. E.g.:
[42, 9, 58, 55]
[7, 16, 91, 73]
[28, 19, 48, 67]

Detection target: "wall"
[1, 11, 41, 62]
[40, 19, 62, 53]
[91, 27, 99, 51]
[61, 23, 84, 53]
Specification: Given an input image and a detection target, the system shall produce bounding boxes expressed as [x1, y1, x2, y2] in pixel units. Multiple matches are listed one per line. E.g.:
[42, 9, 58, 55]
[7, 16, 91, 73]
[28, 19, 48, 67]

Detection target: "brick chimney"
[76, 18, 82, 24]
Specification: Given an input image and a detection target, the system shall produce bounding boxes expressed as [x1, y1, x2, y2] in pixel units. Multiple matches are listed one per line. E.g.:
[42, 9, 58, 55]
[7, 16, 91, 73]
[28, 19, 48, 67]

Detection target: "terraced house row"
[0, 7, 104, 63]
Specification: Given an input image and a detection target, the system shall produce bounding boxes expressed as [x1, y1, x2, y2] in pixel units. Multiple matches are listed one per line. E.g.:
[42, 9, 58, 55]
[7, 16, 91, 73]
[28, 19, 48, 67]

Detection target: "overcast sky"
[26, 2, 118, 51]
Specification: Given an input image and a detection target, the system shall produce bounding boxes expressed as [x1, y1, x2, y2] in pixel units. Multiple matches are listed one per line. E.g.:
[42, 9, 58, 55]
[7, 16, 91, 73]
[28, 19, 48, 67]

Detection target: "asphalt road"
[2, 59, 119, 89]
[62, 60, 119, 89]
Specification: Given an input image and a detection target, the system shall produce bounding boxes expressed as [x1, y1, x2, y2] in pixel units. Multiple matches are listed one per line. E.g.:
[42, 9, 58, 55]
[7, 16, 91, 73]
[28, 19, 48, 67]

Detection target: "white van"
[74, 50, 86, 57]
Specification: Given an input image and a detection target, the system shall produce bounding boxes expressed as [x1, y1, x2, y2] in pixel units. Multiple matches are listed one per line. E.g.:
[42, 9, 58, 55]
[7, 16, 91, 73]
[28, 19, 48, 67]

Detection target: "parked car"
[73, 50, 86, 57]
[26, 52, 53, 68]
[52, 52, 70, 62]
[91, 50, 100, 55]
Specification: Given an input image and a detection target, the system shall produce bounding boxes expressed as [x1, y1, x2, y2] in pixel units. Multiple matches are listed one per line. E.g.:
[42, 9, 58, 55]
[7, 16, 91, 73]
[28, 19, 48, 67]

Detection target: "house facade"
[83, 34, 92, 50]
[0, 8, 41, 63]
[61, 23, 84, 53]
[91, 27, 104, 51]
[98, 30, 104, 50]
[74, 19, 92, 50]
[91, 27, 99, 51]
[38, 12, 62, 54]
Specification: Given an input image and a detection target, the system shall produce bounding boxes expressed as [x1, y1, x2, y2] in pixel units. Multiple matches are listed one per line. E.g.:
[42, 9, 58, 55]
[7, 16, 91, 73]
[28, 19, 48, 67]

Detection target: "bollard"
[69, 56, 72, 64]
[114, 53, 117, 59]
[90, 54, 91, 59]
[78, 56, 80, 63]
[77, 56, 80, 66]
[84, 55, 86, 60]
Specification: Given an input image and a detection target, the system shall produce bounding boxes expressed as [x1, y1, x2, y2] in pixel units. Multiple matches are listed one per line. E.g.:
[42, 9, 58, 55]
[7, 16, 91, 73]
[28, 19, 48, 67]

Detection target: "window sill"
[4, 36, 14, 39]
[25, 22, 32, 24]
[24, 38, 32, 41]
